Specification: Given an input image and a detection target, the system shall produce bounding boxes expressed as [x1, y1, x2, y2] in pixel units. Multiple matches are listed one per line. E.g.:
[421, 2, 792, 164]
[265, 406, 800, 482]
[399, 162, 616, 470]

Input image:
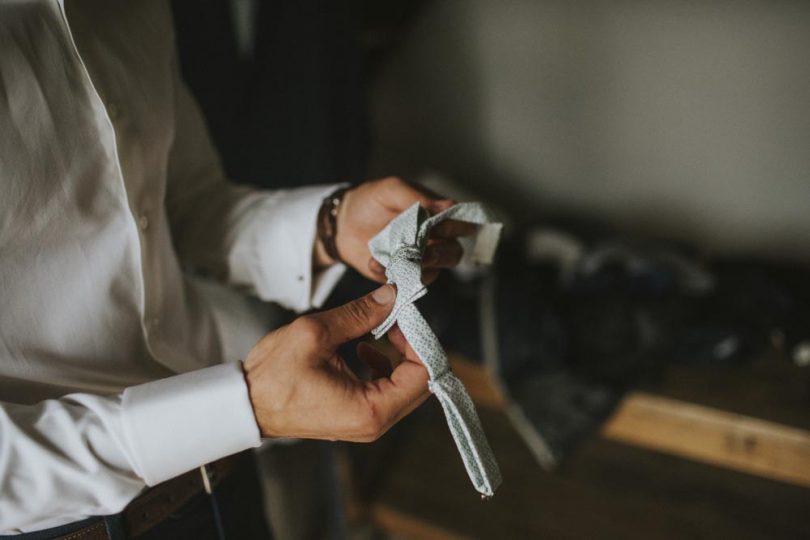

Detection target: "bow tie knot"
[372, 243, 429, 338]
[386, 245, 424, 292]
[392, 244, 422, 262]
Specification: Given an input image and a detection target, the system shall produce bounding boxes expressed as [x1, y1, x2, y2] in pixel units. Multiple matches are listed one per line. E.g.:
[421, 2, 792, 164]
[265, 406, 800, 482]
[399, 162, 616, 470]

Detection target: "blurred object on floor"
[398, 218, 810, 468]
[480, 227, 810, 466]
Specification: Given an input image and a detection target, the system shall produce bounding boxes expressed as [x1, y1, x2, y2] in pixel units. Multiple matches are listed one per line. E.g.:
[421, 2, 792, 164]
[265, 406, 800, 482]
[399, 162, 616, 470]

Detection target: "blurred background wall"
[169, 3, 810, 537]
[370, 0, 810, 262]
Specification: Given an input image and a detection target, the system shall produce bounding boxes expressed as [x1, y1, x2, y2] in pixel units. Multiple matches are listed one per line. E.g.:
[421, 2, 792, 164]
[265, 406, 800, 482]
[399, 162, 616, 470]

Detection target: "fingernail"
[371, 284, 395, 304]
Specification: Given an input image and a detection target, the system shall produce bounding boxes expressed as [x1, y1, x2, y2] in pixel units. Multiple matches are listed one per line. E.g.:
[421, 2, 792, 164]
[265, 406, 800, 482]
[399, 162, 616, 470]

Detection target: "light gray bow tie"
[369, 202, 503, 497]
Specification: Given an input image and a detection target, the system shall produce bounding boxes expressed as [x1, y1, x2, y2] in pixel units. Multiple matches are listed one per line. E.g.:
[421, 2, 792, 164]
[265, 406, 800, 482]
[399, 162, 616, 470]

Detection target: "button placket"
[136, 209, 160, 341]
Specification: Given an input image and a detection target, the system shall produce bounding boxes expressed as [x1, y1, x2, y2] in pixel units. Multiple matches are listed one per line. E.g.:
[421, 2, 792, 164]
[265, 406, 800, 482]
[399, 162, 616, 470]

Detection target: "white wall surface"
[371, 0, 810, 261]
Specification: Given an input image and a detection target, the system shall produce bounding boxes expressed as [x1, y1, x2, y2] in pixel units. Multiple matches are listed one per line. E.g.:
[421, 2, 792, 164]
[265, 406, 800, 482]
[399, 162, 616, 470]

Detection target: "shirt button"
[107, 102, 120, 120]
[138, 214, 149, 231]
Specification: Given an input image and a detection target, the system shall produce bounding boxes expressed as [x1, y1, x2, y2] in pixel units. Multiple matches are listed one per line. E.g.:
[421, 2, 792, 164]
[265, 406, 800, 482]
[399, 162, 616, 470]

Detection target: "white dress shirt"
[0, 0, 345, 533]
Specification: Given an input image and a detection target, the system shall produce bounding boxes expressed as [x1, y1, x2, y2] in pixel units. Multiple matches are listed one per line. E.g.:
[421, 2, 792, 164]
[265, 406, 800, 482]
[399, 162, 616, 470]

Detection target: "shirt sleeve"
[0, 362, 260, 534]
[164, 56, 345, 312]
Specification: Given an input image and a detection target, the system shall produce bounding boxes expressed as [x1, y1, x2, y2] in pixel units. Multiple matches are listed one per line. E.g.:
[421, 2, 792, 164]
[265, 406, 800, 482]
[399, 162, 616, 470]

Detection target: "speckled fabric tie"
[370, 202, 503, 497]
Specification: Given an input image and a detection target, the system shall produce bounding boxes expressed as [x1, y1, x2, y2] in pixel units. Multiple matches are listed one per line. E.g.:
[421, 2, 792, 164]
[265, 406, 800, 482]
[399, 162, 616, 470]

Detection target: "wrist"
[314, 236, 335, 269]
[243, 353, 279, 438]
[315, 187, 349, 269]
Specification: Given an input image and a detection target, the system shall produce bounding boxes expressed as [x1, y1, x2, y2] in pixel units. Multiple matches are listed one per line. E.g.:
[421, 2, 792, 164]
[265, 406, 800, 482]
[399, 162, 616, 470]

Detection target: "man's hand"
[243, 285, 429, 442]
[323, 177, 478, 283]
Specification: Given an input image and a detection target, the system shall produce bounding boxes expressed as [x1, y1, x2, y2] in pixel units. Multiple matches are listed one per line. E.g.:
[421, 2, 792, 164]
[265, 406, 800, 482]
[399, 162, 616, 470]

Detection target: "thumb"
[313, 285, 396, 347]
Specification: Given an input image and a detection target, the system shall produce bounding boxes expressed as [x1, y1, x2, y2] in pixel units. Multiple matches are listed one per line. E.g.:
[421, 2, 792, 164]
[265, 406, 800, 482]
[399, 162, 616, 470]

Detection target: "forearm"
[0, 362, 260, 533]
[0, 393, 140, 533]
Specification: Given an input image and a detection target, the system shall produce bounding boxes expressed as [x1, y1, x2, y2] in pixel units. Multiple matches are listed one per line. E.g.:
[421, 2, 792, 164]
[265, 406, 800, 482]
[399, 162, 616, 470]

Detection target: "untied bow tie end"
[369, 202, 504, 497]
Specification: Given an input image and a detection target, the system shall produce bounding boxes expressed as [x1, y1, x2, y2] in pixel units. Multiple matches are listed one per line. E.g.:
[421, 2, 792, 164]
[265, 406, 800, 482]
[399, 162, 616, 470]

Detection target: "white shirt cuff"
[312, 262, 346, 308]
[120, 362, 261, 486]
[229, 184, 348, 312]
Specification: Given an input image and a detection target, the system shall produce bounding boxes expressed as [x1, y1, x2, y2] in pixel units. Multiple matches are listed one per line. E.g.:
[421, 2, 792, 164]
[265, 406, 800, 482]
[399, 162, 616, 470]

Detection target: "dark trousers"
[4, 452, 272, 540]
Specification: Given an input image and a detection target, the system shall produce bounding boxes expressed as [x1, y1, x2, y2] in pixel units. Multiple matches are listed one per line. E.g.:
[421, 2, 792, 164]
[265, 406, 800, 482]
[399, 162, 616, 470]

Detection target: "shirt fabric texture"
[0, 0, 345, 532]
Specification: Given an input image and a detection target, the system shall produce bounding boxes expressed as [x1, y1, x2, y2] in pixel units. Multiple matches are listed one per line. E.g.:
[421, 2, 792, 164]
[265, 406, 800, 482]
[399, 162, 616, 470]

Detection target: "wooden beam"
[601, 392, 810, 489]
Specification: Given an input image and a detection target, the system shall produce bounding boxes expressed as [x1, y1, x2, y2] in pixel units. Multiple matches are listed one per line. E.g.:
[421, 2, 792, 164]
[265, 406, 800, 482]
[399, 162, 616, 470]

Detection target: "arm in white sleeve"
[164, 56, 345, 313]
[0, 362, 260, 534]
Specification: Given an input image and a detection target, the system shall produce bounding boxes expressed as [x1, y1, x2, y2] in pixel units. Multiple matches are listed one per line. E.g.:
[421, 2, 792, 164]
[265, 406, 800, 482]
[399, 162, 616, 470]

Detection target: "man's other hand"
[243, 285, 429, 442]
[328, 177, 478, 283]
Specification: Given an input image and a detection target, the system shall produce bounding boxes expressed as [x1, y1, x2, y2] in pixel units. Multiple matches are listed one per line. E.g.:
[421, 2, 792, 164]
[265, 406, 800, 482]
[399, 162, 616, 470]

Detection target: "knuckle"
[448, 240, 464, 260]
[430, 245, 443, 264]
[343, 298, 372, 327]
[427, 241, 463, 266]
[422, 270, 439, 284]
[356, 401, 384, 441]
[365, 407, 384, 440]
[292, 315, 327, 345]
[384, 176, 405, 189]
[368, 258, 384, 273]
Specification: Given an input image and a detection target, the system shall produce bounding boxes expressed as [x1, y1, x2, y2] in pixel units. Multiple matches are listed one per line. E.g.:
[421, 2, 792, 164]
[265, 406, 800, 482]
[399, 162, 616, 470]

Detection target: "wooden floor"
[346, 351, 810, 539]
[348, 405, 809, 540]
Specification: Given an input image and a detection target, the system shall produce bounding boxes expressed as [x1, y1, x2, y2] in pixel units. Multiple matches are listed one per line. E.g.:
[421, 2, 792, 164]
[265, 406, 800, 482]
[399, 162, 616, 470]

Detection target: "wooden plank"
[355, 350, 810, 538]
[601, 392, 810, 488]
[643, 358, 810, 430]
[447, 354, 810, 488]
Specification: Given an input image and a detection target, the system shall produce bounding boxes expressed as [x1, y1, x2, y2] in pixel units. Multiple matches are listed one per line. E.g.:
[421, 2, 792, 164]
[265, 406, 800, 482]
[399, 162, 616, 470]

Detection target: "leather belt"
[55, 453, 240, 540]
